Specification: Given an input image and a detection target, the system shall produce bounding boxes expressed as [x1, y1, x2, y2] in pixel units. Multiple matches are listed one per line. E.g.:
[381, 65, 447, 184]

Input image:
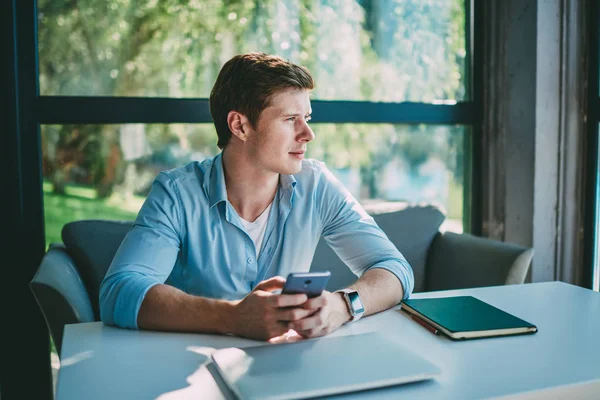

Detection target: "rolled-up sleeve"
[99, 172, 183, 329]
[316, 164, 414, 299]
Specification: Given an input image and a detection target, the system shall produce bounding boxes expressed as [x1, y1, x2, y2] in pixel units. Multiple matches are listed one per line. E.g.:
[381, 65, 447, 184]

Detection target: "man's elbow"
[386, 261, 413, 302]
[99, 277, 117, 326]
[98, 272, 159, 329]
[392, 273, 407, 304]
[363, 266, 406, 305]
[99, 273, 130, 327]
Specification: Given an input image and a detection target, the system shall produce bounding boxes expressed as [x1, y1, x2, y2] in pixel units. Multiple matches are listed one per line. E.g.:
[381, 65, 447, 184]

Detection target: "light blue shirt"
[99, 153, 414, 329]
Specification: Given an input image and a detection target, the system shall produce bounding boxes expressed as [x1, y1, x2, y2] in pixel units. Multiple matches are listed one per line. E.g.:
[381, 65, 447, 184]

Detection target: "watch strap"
[337, 289, 363, 322]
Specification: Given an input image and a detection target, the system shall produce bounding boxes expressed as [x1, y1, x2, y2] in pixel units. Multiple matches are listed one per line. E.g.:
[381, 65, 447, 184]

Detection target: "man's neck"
[222, 148, 278, 222]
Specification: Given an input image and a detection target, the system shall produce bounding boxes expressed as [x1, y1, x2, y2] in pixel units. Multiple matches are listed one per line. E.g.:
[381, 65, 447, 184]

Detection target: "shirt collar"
[207, 153, 228, 209]
[206, 152, 298, 208]
[279, 173, 297, 192]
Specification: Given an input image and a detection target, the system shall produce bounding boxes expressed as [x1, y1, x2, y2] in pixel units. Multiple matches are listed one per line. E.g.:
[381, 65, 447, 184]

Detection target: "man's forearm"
[349, 268, 405, 317]
[137, 284, 237, 334]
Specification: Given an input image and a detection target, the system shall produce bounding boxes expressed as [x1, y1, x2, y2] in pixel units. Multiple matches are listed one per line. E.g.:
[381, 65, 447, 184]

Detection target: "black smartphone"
[281, 271, 331, 298]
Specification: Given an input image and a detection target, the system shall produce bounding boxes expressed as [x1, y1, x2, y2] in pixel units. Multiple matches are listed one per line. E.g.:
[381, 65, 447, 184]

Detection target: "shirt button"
[247, 258, 253, 264]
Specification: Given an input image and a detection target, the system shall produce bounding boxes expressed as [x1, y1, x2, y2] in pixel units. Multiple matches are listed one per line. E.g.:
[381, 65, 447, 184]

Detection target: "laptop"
[211, 331, 441, 400]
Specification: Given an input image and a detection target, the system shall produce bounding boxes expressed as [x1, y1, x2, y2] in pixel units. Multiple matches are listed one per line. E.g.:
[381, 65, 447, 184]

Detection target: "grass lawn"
[43, 181, 144, 247]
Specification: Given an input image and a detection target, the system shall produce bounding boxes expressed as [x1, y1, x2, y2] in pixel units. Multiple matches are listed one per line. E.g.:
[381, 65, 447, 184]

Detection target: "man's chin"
[275, 161, 303, 175]
[287, 162, 303, 175]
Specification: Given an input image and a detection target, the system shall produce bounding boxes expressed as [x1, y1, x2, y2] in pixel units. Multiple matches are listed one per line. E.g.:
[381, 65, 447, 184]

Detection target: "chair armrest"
[30, 244, 95, 357]
[424, 232, 534, 292]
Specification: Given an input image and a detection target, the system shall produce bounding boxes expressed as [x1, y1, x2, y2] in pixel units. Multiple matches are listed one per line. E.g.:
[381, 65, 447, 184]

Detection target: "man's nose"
[298, 121, 315, 142]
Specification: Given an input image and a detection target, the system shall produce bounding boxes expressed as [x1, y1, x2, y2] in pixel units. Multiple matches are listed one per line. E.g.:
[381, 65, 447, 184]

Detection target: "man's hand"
[289, 291, 351, 339]
[229, 276, 315, 341]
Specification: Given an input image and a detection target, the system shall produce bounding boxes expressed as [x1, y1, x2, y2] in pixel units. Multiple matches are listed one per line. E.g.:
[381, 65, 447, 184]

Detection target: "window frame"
[584, 0, 600, 291]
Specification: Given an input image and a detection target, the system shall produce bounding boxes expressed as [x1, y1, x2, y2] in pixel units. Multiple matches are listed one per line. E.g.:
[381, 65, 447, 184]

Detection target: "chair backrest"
[29, 221, 133, 356]
[310, 205, 445, 292]
[425, 231, 534, 291]
[61, 220, 134, 320]
[30, 244, 96, 355]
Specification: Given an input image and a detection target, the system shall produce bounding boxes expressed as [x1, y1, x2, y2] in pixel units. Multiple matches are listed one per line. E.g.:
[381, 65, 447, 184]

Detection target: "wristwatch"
[337, 288, 365, 323]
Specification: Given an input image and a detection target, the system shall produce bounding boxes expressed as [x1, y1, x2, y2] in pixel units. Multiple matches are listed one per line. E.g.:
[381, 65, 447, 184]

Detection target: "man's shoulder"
[162, 159, 207, 177]
[295, 159, 338, 185]
[156, 159, 211, 191]
[296, 158, 326, 179]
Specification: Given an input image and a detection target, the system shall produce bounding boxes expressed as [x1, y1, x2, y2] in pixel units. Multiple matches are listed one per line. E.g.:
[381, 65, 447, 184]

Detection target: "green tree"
[39, 0, 466, 205]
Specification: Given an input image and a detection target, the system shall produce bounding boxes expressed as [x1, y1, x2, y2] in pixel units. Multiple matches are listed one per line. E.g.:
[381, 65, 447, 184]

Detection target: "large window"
[22, 0, 478, 396]
[37, 0, 473, 240]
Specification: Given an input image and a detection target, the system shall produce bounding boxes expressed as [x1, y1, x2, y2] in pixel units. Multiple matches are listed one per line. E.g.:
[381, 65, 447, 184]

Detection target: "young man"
[99, 52, 414, 341]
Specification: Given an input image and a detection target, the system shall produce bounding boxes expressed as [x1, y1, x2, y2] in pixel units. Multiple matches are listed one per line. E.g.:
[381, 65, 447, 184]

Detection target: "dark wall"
[1, 1, 52, 399]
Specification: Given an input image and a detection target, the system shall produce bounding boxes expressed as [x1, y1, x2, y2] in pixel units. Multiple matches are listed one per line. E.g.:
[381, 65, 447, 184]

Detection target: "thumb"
[253, 276, 286, 292]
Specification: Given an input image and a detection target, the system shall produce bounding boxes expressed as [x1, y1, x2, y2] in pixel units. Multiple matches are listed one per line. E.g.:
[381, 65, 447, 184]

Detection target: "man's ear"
[227, 111, 250, 142]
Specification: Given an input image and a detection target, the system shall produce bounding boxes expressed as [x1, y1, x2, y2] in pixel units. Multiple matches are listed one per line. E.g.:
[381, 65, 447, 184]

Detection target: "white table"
[56, 282, 600, 399]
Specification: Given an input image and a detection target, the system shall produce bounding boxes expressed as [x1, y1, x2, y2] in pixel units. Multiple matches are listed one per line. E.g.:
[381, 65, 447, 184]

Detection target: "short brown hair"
[209, 53, 315, 149]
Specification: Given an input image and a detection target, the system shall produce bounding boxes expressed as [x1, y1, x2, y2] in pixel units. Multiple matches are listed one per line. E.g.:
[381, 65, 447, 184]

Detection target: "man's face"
[246, 88, 314, 175]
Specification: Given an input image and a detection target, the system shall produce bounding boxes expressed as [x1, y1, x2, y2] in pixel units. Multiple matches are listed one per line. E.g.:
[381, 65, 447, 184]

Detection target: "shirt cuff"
[101, 273, 162, 329]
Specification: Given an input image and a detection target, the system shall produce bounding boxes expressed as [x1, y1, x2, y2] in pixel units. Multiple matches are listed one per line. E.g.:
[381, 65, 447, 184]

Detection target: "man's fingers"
[268, 322, 292, 339]
[269, 329, 304, 344]
[253, 276, 286, 292]
[303, 294, 328, 310]
[269, 293, 308, 308]
[289, 310, 324, 331]
[297, 326, 328, 339]
[276, 307, 313, 322]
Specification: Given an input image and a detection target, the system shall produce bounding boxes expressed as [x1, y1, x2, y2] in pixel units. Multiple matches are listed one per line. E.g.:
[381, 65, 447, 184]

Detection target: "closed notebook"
[401, 296, 537, 340]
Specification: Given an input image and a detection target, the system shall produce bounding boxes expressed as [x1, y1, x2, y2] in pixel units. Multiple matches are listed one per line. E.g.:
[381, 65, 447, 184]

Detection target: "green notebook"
[400, 296, 537, 340]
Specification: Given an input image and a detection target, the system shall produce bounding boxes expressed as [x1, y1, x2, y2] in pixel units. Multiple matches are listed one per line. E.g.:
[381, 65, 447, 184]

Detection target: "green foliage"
[43, 181, 138, 246]
[38, 0, 467, 211]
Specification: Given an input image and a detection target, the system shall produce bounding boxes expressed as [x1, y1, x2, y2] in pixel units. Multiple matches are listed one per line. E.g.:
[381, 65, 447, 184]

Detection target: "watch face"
[348, 291, 365, 315]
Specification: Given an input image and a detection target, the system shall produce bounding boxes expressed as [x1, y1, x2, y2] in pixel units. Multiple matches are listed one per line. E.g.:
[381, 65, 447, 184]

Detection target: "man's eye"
[305, 117, 312, 123]
[287, 117, 295, 122]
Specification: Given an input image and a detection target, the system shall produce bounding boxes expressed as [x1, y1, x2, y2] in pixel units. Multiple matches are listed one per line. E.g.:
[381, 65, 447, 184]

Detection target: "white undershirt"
[239, 202, 273, 258]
